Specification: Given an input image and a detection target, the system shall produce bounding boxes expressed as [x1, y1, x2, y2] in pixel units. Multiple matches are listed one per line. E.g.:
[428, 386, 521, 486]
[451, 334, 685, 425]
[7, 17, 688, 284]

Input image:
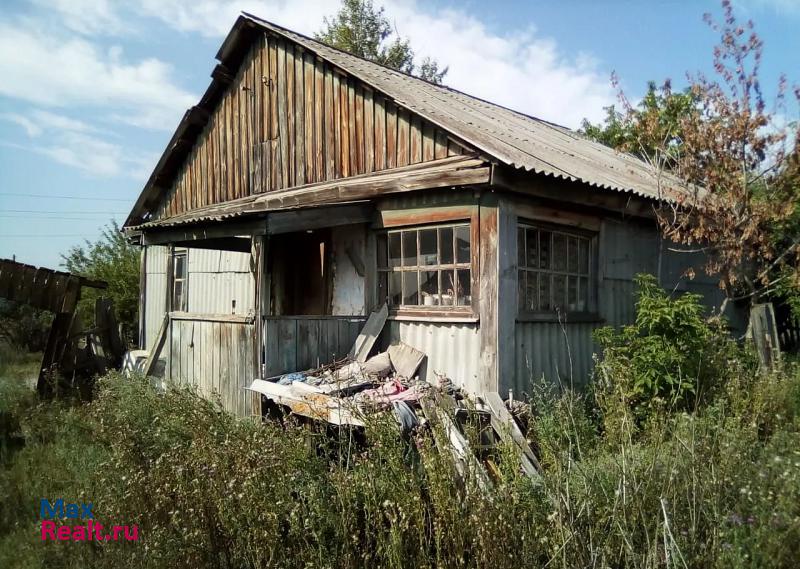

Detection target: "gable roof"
[126, 13, 681, 229]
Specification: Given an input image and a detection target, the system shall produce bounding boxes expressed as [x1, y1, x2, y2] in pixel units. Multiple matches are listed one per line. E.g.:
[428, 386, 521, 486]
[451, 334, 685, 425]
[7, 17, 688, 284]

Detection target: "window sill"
[516, 312, 604, 324]
[388, 309, 478, 323]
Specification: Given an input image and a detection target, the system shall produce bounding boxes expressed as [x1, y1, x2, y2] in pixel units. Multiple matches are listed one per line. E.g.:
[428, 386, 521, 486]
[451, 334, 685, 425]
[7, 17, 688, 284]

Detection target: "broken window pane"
[579, 277, 589, 311]
[377, 234, 388, 268]
[539, 273, 551, 311]
[518, 270, 526, 311]
[420, 229, 438, 266]
[526, 271, 539, 311]
[389, 272, 402, 306]
[420, 270, 439, 305]
[456, 269, 471, 305]
[539, 231, 551, 270]
[439, 227, 454, 265]
[579, 239, 589, 274]
[517, 228, 526, 267]
[567, 276, 578, 308]
[442, 270, 457, 305]
[402, 271, 419, 305]
[173, 280, 185, 311]
[552, 233, 568, 272]
[388, 233, 402, 268]
[402, 231, 418, 267]
[455, 226, 470, 264]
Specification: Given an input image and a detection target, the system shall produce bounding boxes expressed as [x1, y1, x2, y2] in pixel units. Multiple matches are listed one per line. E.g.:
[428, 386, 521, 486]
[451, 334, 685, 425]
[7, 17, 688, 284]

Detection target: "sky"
[1, 0, 798, 268]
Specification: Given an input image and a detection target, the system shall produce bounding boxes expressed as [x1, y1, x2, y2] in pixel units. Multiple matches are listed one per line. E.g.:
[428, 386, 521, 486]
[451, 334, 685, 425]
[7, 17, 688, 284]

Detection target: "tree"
[315, 0, 448, 84]
[583, 0, 800, 308]
[61, 221, 140, 345]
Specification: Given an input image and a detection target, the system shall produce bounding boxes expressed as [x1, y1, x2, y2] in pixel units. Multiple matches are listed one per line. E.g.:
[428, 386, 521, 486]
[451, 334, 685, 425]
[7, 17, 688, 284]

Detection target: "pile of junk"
[248, 305, 541, 487]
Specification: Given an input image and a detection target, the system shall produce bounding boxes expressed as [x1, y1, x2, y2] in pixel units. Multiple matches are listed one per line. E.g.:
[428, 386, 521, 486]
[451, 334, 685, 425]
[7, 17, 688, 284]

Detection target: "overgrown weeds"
[2, 281, 800, 568]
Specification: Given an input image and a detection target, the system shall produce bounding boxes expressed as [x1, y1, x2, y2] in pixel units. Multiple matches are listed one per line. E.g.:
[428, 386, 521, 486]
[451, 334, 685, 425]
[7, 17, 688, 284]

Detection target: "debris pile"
[248, 304, 541, 485]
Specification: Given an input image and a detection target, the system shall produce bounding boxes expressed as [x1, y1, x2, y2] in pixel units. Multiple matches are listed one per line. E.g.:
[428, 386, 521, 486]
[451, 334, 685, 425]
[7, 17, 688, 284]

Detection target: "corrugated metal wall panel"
[384, 320, 481, 393]
[144, 272, 167, 351]
[512, 321, 598, 395]
[145, 245, 169, 274]
[187, 272, 255, 315]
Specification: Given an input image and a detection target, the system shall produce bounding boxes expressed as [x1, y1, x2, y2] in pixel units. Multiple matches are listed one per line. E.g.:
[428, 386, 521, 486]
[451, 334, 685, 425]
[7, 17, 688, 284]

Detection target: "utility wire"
[0, 209, 126, 214]
[0, 192, 131, 202]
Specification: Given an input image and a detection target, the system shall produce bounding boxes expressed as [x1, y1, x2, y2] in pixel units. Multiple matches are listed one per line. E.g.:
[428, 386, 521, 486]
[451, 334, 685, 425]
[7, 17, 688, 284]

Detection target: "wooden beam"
[141, 220, 267, 247]
[266, 204, 373, 235]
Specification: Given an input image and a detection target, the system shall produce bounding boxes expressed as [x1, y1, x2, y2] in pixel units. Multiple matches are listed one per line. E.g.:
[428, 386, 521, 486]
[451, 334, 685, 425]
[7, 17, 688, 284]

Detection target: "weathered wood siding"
[166, 317, 257, 417]
[262, 316, 365, 377]
[155, 33, 466, 220]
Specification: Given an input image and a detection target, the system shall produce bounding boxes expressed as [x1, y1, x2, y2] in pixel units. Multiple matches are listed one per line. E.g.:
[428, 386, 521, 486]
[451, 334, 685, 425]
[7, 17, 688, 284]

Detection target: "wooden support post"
[477, 194, 516, 394]
[138, 246, 147, 349]
[144, 313, 170, 377]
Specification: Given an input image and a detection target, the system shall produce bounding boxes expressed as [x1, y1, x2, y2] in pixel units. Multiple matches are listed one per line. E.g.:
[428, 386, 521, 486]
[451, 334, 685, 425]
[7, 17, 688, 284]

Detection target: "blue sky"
[1, 0, 798, 268]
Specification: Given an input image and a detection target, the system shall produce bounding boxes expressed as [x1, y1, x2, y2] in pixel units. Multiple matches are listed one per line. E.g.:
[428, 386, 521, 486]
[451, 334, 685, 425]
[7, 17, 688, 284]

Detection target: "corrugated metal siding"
[185, 248, 255, 315]
[512, 321, 598, 395]
[166, 318, 257, 417]
[143, 246, 169, 350]
[384, 320, 480, 393]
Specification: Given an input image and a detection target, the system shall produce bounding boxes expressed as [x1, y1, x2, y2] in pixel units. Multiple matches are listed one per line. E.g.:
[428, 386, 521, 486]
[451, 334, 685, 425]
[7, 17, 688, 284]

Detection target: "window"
[172, 249, 188, 312]
[518, 225, 593, 313]
[377, 224, 471, 309]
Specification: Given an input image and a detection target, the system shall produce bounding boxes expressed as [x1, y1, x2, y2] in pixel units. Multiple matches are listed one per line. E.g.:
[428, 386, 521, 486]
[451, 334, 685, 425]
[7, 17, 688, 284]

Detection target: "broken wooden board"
[484, 391, 541, 478]
[247, 379, 365, 426]
[143, 313, 170, 377]
[348, 303, 388, 362]
[387, 342, 425, 379]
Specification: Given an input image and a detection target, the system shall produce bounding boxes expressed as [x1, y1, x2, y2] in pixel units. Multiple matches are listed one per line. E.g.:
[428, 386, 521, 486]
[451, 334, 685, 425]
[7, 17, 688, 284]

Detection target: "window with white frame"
[376, 224, 472, 309]
[172, 249, 188, 312]
[517, 225, 593, 313]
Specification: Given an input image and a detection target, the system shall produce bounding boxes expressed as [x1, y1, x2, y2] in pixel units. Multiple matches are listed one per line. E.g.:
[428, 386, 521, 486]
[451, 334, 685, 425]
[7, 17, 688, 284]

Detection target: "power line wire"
[0, 192, 131, 202]
[0, 209, 126, 214]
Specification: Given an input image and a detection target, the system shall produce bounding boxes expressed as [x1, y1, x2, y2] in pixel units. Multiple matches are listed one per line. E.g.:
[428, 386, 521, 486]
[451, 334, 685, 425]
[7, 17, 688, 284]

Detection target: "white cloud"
[1, 113, 43, 137]
[129, 0, 614, 127]
[736, 0, 800, 16]
[0, 22, 196, 131]
[31, 0, 124, 35]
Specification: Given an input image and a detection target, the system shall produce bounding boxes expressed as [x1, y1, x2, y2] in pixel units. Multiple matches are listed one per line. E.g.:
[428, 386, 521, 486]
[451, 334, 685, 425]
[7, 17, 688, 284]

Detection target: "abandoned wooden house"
[124, 13, 742, 416]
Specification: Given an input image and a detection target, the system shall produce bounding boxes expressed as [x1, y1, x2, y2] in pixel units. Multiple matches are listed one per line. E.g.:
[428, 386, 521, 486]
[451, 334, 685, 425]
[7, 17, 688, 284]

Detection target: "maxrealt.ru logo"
[40, 499, 139, 542]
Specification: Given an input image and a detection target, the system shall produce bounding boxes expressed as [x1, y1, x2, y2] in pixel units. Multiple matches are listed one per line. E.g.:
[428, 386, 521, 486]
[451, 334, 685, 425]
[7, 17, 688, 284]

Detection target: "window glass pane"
[377, 234, 388, 268]
[552, 274, 567, 310]
[389, 233, 402, 268]
[389, 272, 402, 306]
[579, 276, 589, 311]
[517, 229, 525, 267]
[455, 226, 470, 264]
[568, 237, 579, 273]
[420, 270, 439, 305]
[539, 231, 551, 269]
[539, 273, 551, 310]
[552, 234, 568, 272]
[525, 229, 538, 269]
[442, 270, 456, 305]
[526, 271, 539, 311]
[420, 229, 438, 266]
[175, 254, 186, 277]
[456, 269, 471, 305]
[579, 239, 589, 274]
[439, 227, 454, 264]
[378, 272, 388, 304]
[568, 276, 578, 308]
[518, 270, 526, 311]
[402, 231, 418, 267]
[173, 280, 184, 310]
[402, 271, 419, 305]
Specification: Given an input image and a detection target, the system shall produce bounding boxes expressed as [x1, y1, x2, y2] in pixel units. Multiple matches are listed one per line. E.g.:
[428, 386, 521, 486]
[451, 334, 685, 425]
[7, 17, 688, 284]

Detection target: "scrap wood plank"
[143, 313, 169, 377]
[484, 391, 541, 478]
[348, 303, 388, 362]
[387, 342, 425, 379]
[422, 393, 492, 491]
[247, 379, 364, 426]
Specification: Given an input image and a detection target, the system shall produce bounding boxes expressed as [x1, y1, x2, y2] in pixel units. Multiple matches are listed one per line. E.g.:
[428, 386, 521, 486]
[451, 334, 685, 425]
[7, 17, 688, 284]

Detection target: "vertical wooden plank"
[294, 47, 306, 186]
[304, 51, 315, 183]
[225, 87, 235, 201]
[243, 46, 254, 197]
[276, 39, 289, 191]
[314, 58, 325, 183]
[363, 87, 374, 173]
[348, 80, 357, 175]
[422, 122, 435, 162]
[286, 43, 296, 187]
[386, 101, 397, 169]
[339, 76, 350, 178]
[374, 95, 386, 171]
[434, 129, 448, 159]
[410, 114, 422, 164]
[324, 66, 335, 180]
[354, 86, 364, 174]
[397, 108, 409, 167]
[276, 319, 297, 374]
[269, 34, 280, 193]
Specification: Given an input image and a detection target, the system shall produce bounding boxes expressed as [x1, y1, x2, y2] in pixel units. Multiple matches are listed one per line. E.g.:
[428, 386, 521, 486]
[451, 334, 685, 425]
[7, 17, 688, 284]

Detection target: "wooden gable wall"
[155, 32, 468, 220]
